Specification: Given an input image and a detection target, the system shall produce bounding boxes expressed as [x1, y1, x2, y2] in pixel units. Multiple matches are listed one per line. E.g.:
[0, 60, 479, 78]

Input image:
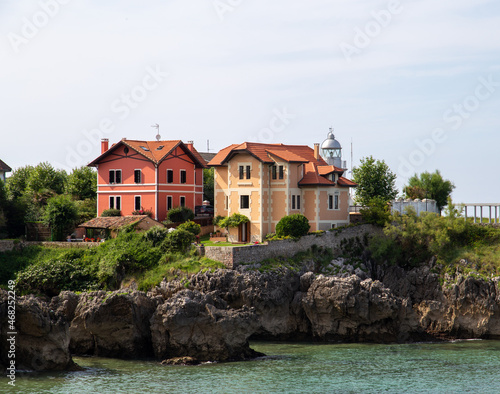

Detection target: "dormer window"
[156, 145, 164, 150]
[140, 146, 150, 151]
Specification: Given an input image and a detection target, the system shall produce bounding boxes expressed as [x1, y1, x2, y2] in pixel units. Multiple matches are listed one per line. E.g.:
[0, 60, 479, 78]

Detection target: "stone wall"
[204, 224, 379, 268]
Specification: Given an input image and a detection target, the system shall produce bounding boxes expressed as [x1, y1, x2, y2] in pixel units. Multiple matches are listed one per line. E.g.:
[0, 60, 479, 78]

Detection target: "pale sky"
[1, 0, 499, 203]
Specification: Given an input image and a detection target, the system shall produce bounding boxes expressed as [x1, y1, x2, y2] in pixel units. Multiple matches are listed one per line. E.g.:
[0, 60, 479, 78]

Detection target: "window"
[271, 165, 277, 180]
[109, 196, 121, 210]
[109, 169, 121, 184]
[246, 165, 251, 179]
[240, 195, 250, 209]
[328, 193, 339, 210]
[225, 195, 229, 210]
[278, 165, 284, 179]
[167, 170, 173, 183]
[180, 170, 186, 184]
[297, 195, 301, 210]
[180, 196, 186, 207]
[334, 193, 339, 210]
[167, 196, 172, 210]
[292, 195, 296, 210]
[328, 195, 333, 210]
[134, 169, 142, 184]
[239, 166, 244, 180]
[134, 196, 141, 211]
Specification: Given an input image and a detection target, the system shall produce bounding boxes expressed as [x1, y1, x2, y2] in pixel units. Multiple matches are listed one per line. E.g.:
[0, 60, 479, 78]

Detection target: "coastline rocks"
[302, 275, 420, 342]
[69, 290, 156, 358]
[0, 291, 78, 371]
[150, 289, 262, 362]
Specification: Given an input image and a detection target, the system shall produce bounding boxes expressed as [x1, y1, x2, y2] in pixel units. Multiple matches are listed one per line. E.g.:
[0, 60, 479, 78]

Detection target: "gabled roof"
[88, 139, 207, 168]
[0, 159, 11, 172]
[317, 165, 344, 176]
[208, 142, 327, 166]
[337, 177, 357, 187]
[79, 215, 160, 229]
[299, 162, 336, 186]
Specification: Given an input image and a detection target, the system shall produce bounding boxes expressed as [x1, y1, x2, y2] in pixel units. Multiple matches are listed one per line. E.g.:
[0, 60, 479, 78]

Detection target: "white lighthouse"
[320, 127, 345, 169]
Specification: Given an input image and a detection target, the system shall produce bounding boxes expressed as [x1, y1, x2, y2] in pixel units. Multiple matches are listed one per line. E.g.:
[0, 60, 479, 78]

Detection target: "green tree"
[203, 167, 214, 204]
[403, 170, 455, 212]
[66, 166, 97, 200]
[6, 165, 34, 200]
[43, 194, 78, 241]
[27, 162, 67, 196]
[352, 156, 397, 205]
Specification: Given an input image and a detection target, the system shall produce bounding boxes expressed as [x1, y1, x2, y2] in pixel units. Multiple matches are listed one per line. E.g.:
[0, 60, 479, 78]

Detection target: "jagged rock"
[188, 269, 309, 339]
[69, 290, 156, 358]
[49, 291, 80, 322]
[161, 356, 199, 365]
[302, 275, 421, 342]
[150, 289, 262, 362]
[0, 291, 78, 372]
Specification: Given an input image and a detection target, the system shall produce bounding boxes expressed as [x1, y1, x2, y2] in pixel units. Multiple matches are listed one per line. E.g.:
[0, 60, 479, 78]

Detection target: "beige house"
[208, 138, 356, 242]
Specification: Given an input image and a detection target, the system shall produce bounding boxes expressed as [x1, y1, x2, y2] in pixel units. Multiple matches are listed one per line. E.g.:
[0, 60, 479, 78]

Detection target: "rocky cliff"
[3, 261, 499, 371]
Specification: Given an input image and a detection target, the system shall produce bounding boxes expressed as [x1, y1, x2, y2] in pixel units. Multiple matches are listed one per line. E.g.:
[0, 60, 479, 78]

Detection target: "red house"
[89, 138, 206, 221]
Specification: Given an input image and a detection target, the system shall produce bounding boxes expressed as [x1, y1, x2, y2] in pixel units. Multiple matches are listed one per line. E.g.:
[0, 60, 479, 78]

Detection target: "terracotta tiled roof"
[337, 177, 358, 187]
[0, 159, 11, 172]
[79, 215, 152, 229]
[89, 139, 206, 168]
[299, 162, 336, 186]
[317, 165, 344, 176]
[208, 142, 326, 166]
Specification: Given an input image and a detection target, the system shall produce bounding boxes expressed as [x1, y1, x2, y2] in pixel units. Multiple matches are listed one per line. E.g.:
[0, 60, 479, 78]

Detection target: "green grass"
[200, 234, 254, 247]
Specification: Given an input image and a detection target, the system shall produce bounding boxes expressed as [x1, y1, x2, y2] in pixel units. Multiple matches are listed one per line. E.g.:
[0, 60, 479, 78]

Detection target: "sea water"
[3, 340, 500, 393]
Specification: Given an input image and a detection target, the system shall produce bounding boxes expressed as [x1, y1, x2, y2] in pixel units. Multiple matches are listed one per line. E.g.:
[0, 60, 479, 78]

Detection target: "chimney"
[313, 143, 320, 160]
[101, 138, 109, 154]
[186, 140, 194, 152]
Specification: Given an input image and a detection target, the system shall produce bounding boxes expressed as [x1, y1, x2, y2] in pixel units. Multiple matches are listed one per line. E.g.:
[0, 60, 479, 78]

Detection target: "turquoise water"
[3, 340, 500, 393]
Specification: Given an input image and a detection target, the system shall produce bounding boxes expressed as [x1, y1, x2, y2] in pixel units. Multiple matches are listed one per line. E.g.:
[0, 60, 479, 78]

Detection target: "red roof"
[209, 141, 357, 189]
[0, 159, 11, 172]
[208, 142, 326, 166]
[88, 139, 206, 168]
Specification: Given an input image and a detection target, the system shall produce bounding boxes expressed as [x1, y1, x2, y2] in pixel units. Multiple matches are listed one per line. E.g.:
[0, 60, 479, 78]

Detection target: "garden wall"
[204, 224, 380, 269]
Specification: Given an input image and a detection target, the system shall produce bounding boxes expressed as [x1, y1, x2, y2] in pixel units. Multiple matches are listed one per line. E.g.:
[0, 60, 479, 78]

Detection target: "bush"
[360, 196, 391, 227]
[177, 220, 201, 236]
[276, 214, 310, 238]
[101, 208, 121, 217]
[132, 208, 153, 218]
[167, 207, 194, 223]
[161, 229, 196, 253]
[217, 213, 249, 229]
[142, 226, 169, 246]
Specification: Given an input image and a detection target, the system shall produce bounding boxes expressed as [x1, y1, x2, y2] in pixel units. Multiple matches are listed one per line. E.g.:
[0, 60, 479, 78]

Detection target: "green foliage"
[360, 196, 391, 226]
[43, 194, 78, 241]
[66, 166, 97, 200]
[101, 208, 121, 217]
[131, 208, 153, 218]
[16, 254, 98, 296]
[276, 214, 310, 238]
[161, 229, 196, 253]
[26, 162, 66, 196]
[75, 198, 97, 223]
[213, 215, 225, 227]
[217, 213, 249, 229]
[142, 226, 169, 246]
[167, 206, 194, 223]
[5, 165, 33, 200]
[177, 220, 201, 236]
[368, 204, 500, 274]
[404, 170, 455, 212]
[352, 156, 397, 205]
[203, 167, 214, 204]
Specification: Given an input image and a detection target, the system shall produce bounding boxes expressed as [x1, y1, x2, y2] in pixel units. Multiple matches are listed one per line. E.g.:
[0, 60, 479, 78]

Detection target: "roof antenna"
[152, 124, 160, 141]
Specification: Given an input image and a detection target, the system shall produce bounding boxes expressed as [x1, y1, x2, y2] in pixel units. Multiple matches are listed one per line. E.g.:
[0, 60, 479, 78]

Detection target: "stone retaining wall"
[204, 224, 380, 268]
